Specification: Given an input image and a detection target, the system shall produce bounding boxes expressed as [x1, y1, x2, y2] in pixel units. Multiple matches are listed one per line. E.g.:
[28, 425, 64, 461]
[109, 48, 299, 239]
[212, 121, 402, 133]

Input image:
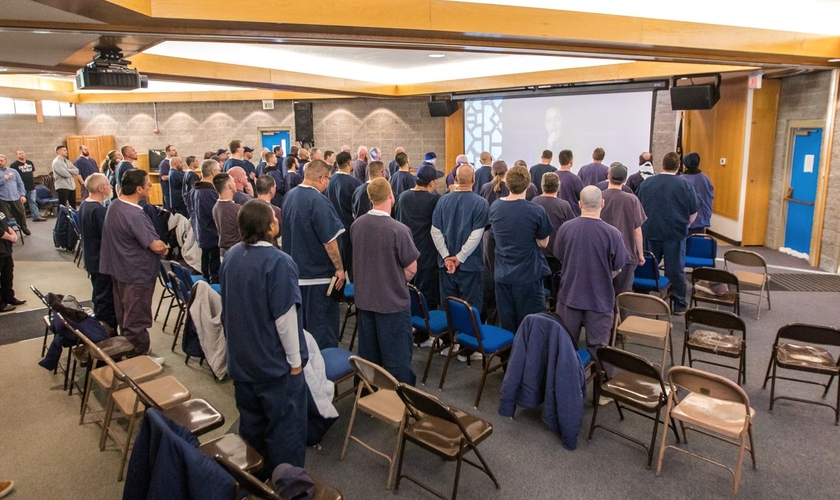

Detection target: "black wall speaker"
[294, 101, 314, 142]
[428, 100, 459, 117]
[670, 85, 720, 110]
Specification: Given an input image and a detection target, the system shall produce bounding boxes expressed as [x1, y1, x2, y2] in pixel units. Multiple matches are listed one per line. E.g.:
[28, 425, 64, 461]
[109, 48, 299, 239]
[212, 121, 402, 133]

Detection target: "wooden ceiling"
[1, 0, 838, 102]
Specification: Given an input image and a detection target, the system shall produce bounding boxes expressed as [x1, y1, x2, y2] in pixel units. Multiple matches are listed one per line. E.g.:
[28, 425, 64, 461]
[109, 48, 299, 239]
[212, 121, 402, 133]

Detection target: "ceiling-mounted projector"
[75, 46, 149, 90]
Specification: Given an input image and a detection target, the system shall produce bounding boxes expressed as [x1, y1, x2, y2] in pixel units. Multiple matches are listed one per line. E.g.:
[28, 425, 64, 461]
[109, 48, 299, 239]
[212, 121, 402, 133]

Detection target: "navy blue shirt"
[188, 182, 219, 249]
[557, 170, 584, 217]
[638, 173, 698, 241]
[351, 182, 372, 219]
[168, 169, 187, 216]
[281, 185, 344, 280]
[263, 168, 286, 208]
[431, 191, 489, 273]
[489, 199, 553, 284]
[284, 171, 303, 192]
[115, 161, 135, 189]
[577, 162, 608, 187]
[529, 164, 557, 195]
[158, 158, 171, 205]
[395, 189, 440, 270]
[473, 166, 493, 193]
[221, 244, 308, 382]
[682, 172, 714, 229]
[326, 172, 362, 232]
[78, 200, 107, 273]
[390, 171, 416, 199]
[182, 170, 200, 206]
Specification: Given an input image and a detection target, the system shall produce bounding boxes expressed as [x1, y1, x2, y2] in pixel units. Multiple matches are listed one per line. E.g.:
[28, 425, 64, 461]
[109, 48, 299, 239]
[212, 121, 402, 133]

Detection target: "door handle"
[785, 197, 815, 206]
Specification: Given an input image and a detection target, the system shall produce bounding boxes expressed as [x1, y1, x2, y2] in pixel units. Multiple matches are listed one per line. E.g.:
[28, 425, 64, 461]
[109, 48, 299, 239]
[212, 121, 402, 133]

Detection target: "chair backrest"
[596, 346, 666, 392]
[685, 308, 746, 339]
[686, 234, 717, 261]
[168, 271, 188, 304]
[408, 283, 427, 321]
[169, 261, 194, 294]
[776, 323, 840, 348]
[30, 285, 49, 307]
[634, 251, 662, 283]
[691, 267, 739, 289]
[667, 366, 750, 410]
[395, 384, 471, 440]
[616, 292, 671, 317]
[445, 296, 486, 352]
[724, 249, 767, 271]
[348, 355, 399, 392]
[214, 455, 282, 500]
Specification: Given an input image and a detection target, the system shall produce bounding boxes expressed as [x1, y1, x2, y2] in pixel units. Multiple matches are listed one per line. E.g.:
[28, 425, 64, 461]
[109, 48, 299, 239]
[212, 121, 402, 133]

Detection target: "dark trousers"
[112, 279, 155, 355]
[57, 188, 76, 209]
[645, 238, 688, 309]
[300, 284, 340, 350]
[440, 269, 483, 310]
[90, 272, 117, 329]
[413, 267, 440, 311]
[358, 308, 416, 385]
[0, 252, 14, 305]
[200, 246, 221, 284]
[338, 232, 353, 281]
[234, 374, 308, 474]
[496, 280, 545, 334]
[613, 262, 637, 295]
[556, 301, 614, 361]
[688, 227, 707, 235]
[0, 199, 27, 231]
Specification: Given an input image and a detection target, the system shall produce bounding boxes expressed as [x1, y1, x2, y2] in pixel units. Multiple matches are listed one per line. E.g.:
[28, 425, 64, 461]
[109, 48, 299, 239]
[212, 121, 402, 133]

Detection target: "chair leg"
[162, 295, 176, 331]
[393, 432, 408, 492]
[747, 425, 757, 469]
[421, 335, 440, 385]
[386, 417, 407, 490]
[452, 451, 463, 500]
[474, 357, 492, 408]
[667, 331, 674, 367]
[588, 384, 601, 442]
[731, 428, 748, 498]
[348, 320, 359, 352]
[769, 362, 778, 413]
[822, 374, 835, 398]
[761, 351, 775, 389]
[118, 409, 140, 481]
[100, 396, 116, 450]
[79, 368, 95, 423]
[438, 334, 457, 391]
[340, 387, 362, 460]
[647, 407, 662, 470]
[470, 445, 500, 489]
[655, 408, 674, 476]
[835, 377, 840, 426]
[153, 287, 166, 320]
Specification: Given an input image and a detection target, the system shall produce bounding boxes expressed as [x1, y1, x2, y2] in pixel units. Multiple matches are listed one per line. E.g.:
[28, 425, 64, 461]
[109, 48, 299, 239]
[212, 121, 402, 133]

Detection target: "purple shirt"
[100, 199, 160, 284]
[553, 217, 629, 313]
[577, 162, 608, 187]
[556, 170, 584, 217]
[350, 212, 420, 313]
[601, 188, 646, 264]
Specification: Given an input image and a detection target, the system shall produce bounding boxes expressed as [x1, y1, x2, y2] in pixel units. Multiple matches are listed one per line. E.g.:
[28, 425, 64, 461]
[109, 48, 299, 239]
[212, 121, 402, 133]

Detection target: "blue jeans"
[645, 238, 688, 310]
[26, 189, 40, 220]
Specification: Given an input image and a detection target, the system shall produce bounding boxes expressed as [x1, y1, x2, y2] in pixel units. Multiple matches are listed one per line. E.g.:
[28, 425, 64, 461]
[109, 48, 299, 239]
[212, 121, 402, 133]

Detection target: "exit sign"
[748, 72, 763, 89]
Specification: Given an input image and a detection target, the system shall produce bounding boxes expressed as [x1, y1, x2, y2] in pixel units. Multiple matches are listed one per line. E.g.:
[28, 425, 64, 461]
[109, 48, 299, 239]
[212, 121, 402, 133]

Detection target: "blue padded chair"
[339, 283, 359, 351]
[321, 347, 356, 401]
[68, 208, 82, 266]
[685, 234, 718, 270]
[440, 296, 515, 408]
[408, 284, 450, 385]
[633, 251, 672, 301]
[170, 260, 220, 296]
[35, 184, 59, 217]
[154, 261, 177, 327]
[167, 271, 189, 351]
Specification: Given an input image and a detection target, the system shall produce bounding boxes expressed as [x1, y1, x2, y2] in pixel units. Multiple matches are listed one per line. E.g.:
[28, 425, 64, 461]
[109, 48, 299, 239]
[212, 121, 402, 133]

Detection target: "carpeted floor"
[0, 300, 92, 346]
[2, 223, 839, 500]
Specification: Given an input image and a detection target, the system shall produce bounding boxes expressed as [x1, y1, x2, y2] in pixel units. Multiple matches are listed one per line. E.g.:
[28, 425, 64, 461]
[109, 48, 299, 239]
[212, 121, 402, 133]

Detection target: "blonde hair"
[367, 177, 392, 204]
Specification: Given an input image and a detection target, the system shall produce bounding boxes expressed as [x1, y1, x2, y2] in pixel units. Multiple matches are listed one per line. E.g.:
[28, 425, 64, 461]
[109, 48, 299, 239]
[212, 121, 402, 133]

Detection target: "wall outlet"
[720, 158, 726, 165]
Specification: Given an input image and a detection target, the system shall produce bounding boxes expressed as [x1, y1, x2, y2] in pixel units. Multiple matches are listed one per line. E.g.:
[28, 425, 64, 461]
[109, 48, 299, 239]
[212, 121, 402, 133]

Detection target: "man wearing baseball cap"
[600, 162, 647, 294]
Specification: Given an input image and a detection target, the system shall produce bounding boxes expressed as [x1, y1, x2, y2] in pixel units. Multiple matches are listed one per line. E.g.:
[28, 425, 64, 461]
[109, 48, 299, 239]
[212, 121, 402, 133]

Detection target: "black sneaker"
[22, 228, 31, 235]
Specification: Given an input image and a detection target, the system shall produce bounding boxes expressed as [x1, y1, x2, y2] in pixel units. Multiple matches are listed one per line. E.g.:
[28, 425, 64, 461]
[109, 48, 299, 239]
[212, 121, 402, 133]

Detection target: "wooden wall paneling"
[743, 80, 781, 246]
[443, 103, 464, 177]
[709, 78, 748, 221]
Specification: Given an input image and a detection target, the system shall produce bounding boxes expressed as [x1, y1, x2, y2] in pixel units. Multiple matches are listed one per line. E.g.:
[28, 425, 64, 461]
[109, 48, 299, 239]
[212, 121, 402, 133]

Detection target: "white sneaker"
[416, 338, 434, 348]
[458, 352, 483, 363]
[598, 396, 614, 406]
[440, 345, 457, 357]
[148, 354, 166, 366]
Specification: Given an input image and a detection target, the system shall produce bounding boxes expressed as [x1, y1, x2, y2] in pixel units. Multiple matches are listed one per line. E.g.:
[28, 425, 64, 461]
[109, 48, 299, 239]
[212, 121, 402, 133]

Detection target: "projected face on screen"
[544, 107, 564, 154]
[464, 91, 654, 173]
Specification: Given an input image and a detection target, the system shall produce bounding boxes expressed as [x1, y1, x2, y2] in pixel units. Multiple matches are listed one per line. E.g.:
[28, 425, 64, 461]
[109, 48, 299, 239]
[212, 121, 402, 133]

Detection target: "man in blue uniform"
[221, 199, 308, 472]
[389, 152, 416, 199]
[577, 147, 609, 186]
[352, 178, 420, 384]
[638, 152, 698, 314]
[325, 152, 361, 281]
[529, 150, 556, 195]
[473, 152, 494, 193]
[489, 166, 553, 334]
[188, 160, 222, 283]
[681, 152, 715, 235]
[554, 186, 629, 359]
[431, 165, 489, 310]
[557, 149, 584, 217]
[351, 161, 386, 219]
[78, 173, 117, 328]
[282, 160, 346, 349]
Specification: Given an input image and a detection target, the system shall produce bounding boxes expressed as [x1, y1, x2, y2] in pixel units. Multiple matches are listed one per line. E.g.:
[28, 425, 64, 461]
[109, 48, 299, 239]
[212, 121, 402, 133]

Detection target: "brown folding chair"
[656, 366, 756, 499]
[683, 308, 747, 385]
[394, 384, 499, 500]
[724, 249, 770, 320]
[588, 347, 680, 469]
[690, 267, 740, 316]
[762, 323, 840, 425]
[340, 356, 406, 489]
[613, 292, 673, 370]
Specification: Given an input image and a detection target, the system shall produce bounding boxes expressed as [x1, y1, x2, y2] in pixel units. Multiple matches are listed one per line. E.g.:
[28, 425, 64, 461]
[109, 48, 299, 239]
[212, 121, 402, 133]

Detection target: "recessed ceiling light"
[829, 59, 840, 63]
[428, 53, 446, 58]
[0, 67, 7, 72]
[33, 30, 52, 34]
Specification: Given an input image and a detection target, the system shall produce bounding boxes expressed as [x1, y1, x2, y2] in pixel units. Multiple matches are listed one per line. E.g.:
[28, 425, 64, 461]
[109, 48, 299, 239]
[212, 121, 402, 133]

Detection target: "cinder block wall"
[0, 115, 78, 175]
[75, 98, 446, 170]
[651, 90, 678, 168]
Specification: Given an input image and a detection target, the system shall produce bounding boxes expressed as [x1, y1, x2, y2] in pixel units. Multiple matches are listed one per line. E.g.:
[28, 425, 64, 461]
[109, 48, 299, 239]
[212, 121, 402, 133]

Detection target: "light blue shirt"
[0, 166, 26, 201]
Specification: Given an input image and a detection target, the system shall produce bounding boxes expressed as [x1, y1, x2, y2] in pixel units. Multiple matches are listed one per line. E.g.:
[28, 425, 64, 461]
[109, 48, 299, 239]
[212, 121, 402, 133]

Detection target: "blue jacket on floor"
[499, 312, 587, 450]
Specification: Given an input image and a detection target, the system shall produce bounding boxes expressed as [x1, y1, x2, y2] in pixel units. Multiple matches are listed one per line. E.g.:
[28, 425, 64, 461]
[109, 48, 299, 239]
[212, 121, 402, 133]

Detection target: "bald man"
[431, 164, 489, 310]
[227, 166, 254, 205]
[78, 173, 117, 328]
[352, 146, 369, 181]
[553, 186, 629, 360]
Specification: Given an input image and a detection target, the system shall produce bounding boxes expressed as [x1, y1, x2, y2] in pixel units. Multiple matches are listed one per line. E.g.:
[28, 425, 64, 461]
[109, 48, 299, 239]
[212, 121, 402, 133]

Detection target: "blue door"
[260, 129, 291, 156]
[783, 128, 822, 255]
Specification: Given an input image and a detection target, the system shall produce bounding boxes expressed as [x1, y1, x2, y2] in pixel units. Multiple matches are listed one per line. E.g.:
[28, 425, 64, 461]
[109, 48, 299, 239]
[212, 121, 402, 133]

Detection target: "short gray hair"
[580, 185, 602, 211]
